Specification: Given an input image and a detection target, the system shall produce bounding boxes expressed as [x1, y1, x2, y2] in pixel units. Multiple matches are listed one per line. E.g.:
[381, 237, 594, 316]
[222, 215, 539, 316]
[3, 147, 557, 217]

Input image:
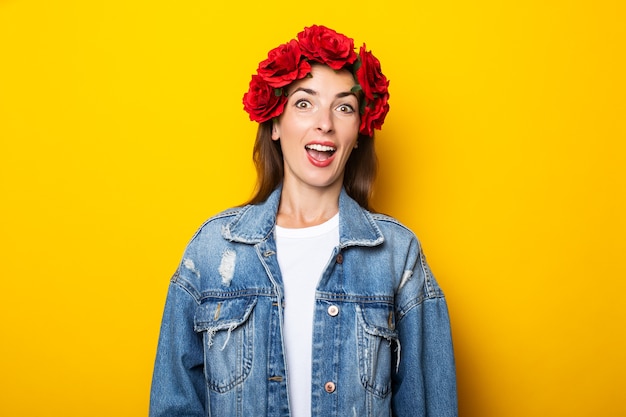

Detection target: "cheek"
[339, 119, 360, 141]
[279, 116, 311, 138]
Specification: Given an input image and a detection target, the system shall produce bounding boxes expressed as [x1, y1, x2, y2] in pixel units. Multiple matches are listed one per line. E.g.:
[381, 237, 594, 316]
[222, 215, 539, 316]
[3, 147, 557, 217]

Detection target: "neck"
[277, 181, 342, 228]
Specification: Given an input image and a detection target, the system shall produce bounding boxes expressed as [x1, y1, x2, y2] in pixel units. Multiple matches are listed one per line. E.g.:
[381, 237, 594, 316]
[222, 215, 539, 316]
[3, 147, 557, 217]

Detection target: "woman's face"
[272, 64, 360, 194]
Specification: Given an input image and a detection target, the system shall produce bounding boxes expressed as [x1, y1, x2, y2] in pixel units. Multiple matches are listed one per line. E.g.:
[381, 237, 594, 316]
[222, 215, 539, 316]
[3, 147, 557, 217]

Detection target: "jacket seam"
[316, 292, 394, 303]
[396, 292, 446, 323]
[170, 272, 203, 305]
[197, 289, 275, 301]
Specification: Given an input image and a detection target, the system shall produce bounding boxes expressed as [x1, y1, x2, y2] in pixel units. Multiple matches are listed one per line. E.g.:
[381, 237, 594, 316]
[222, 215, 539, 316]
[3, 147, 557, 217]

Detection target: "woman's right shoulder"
[187, 205, 248, 242]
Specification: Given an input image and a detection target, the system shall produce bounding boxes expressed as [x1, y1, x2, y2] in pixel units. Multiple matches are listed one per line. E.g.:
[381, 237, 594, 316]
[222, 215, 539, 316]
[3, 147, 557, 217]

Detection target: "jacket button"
[327, 305, 339, 317]
[324, 381, 336, 393]
[335, 253, 343, 264]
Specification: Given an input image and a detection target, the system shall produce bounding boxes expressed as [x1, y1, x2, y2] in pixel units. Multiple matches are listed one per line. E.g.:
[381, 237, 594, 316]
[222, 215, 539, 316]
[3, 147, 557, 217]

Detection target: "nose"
[316, 107, 334, 134]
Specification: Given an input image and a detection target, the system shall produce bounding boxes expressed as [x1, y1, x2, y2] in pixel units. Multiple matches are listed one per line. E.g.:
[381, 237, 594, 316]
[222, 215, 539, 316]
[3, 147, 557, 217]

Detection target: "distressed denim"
[150, 188, 457, 417]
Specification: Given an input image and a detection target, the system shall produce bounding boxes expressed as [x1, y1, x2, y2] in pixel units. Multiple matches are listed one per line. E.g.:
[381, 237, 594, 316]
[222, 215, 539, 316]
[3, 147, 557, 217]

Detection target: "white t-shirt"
[275, 214, 339, 417]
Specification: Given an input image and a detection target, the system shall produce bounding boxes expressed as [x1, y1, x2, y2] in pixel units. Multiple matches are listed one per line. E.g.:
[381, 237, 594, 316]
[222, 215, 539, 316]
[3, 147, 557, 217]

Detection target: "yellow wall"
[1, 0, 624, 415]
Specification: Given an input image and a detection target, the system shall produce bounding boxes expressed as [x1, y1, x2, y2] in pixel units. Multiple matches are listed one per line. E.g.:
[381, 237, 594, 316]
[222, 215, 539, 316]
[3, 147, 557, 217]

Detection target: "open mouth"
[305, 143, 336, 162]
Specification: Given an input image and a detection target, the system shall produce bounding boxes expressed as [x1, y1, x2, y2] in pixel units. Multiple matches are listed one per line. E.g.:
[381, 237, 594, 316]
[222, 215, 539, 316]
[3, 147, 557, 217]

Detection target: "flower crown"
[242, 25, 390, 137]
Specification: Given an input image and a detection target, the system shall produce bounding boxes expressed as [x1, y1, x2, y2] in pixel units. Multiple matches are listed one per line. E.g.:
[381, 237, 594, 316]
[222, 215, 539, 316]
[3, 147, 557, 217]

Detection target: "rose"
[360, 92, 389, 136]
[297, 25, 357, 70]
[355, 44, 390, 135]
[355, 44, 389, 101]
[243, 27, 391, 133]
[242, 74, 287, 123]
[257, 39, 311, 88]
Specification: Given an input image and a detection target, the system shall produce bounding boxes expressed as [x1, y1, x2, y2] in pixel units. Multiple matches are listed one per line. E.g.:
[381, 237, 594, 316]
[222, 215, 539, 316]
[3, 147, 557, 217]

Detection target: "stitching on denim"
[171, 274, 203, 304]
[316, 292, 394, 303]
[198, 288, 274, 301]
[396, 293, 446, 323]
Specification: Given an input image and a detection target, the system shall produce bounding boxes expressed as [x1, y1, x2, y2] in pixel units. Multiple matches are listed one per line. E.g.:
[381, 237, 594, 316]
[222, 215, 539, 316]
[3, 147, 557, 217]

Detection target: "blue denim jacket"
[150, 188, 457, 416]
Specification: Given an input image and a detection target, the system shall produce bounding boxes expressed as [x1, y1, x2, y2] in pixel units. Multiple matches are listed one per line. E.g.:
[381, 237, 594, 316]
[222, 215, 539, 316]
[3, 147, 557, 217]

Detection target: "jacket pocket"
[356, 303, 398, 398]
[194, 296, 257, 393]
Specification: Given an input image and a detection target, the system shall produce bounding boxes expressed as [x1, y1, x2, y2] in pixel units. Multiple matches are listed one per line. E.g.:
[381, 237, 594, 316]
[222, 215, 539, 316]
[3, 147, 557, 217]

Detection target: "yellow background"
[1, 0, 625, 415]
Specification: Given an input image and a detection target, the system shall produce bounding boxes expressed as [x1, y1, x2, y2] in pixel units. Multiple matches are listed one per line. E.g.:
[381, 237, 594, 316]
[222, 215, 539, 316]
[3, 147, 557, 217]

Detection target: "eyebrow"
[290, 87, 357, 99]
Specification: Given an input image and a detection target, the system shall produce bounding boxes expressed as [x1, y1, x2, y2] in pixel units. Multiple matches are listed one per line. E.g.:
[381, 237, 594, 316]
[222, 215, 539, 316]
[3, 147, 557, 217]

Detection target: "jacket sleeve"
[391, 244, 458, 417]
[150, 273, 207, 417]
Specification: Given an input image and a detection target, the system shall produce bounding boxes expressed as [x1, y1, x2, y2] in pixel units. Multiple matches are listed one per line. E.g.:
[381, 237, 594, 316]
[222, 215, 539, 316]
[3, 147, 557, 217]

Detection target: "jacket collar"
[222, 186, 384, 248]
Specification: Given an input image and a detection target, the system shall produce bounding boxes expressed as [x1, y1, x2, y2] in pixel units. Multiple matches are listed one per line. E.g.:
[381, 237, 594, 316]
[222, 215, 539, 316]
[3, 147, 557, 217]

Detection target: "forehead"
[287, 64, 357, 94]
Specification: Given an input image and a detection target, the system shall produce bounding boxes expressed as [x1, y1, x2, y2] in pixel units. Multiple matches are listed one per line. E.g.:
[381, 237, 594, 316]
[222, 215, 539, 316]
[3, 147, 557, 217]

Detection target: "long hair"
[244, 121, 378, 211]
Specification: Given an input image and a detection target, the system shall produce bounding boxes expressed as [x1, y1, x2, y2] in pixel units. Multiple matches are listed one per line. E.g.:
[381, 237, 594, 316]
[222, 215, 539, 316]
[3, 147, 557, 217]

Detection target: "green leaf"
[351, 85, 363, 94]
[274, 88, 283, 97]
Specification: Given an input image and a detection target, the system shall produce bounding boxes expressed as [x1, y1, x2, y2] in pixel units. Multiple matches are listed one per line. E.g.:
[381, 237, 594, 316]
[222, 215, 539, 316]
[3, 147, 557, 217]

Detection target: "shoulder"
[369, 212, 420, 245]
[186, 206, 246, 242]
[203, 205, 246, 226]
[176, 205, 249, 271]
[171, 204, 258, 298]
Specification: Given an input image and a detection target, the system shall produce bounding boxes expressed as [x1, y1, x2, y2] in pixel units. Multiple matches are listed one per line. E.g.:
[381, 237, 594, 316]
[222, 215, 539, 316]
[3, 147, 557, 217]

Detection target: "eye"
[295, 99, 312, 109]
[336, 104, 355, 113]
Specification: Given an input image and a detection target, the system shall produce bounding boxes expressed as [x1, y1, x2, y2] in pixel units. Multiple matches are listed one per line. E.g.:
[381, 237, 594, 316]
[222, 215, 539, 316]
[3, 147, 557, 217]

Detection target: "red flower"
[297, 25, 357, 70]
[257, 39, 311, 88]
[243, 27, 390, 133]
[356, 44, 389, 100]
[356, 44, 390, 136]
[242, 75, 287, 123]
[360, 92, 390, 136]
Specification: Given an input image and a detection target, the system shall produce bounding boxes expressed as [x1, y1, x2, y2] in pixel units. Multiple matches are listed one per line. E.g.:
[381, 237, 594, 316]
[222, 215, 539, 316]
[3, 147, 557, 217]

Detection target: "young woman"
[150, 25, 457, 417]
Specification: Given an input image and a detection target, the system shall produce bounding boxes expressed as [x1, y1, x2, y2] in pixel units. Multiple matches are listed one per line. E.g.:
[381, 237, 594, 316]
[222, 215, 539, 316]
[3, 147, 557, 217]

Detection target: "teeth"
[305, 144, 336, 152]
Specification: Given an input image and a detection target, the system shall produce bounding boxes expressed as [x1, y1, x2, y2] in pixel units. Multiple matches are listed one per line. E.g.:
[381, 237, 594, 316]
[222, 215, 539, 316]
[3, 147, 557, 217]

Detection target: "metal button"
[327, 305, 339, 317]
[324, 381, 336, 393]
[336, 253, 343, 264]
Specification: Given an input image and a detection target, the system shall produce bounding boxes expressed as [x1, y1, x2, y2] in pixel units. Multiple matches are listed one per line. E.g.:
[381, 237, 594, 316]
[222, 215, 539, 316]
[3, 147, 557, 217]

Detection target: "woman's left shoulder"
[368, 212, 418, 240]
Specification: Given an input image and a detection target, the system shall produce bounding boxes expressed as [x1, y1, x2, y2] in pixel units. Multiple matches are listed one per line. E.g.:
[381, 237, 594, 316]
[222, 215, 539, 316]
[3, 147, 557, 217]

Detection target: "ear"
[271, 120, 280, 141]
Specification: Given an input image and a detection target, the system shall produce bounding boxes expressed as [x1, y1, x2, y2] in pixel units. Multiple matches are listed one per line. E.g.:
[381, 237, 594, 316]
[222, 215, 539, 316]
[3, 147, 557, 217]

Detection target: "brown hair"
[244, 121, 378, 211]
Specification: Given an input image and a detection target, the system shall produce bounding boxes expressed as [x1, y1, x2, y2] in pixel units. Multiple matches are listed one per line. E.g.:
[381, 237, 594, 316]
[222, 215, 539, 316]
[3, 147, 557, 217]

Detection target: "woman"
[150, 25, 457, 417]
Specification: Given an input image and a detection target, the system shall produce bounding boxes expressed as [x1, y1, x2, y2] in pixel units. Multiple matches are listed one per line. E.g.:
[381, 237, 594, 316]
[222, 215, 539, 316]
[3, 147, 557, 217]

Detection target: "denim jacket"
[150, 188, 457, 417]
